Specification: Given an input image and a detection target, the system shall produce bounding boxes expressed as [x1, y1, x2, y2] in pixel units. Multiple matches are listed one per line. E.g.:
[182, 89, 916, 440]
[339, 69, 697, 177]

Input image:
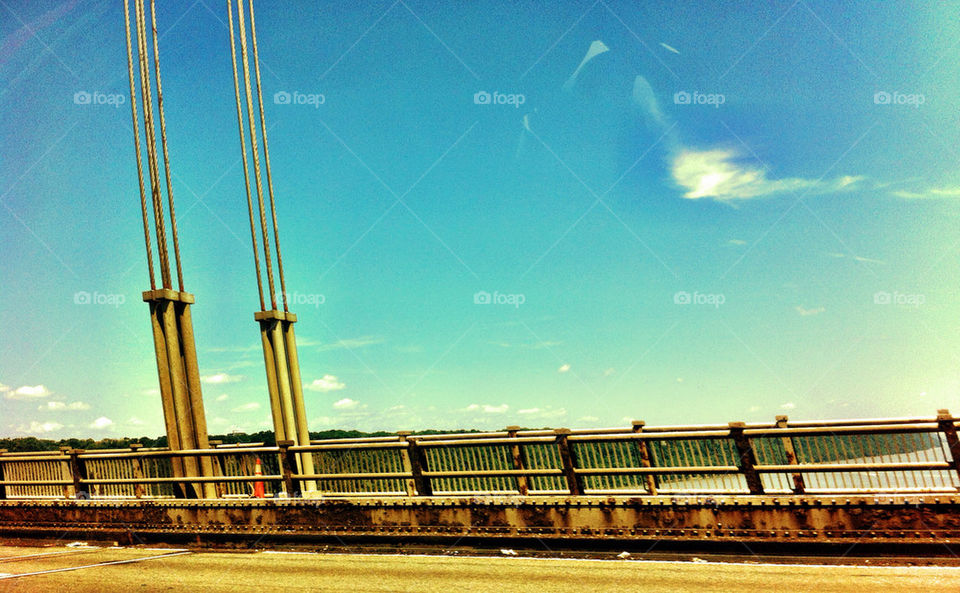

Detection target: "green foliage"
[0, 428, 491, 453]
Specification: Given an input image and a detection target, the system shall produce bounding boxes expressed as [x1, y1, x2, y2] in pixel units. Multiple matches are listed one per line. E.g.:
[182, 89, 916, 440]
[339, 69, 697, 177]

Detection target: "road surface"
[0, 544, 956, 592]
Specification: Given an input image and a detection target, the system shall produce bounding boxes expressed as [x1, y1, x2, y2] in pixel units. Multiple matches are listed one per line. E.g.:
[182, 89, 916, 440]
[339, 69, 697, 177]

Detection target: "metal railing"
[2, 410, 958, 500]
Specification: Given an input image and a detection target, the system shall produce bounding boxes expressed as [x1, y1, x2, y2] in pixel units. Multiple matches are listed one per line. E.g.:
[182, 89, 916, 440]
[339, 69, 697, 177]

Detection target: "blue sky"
[2, 0, 960, 439]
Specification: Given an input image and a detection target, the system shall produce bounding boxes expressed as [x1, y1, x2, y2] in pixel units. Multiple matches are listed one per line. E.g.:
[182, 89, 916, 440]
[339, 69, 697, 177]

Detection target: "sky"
[2, 0, 960, 439]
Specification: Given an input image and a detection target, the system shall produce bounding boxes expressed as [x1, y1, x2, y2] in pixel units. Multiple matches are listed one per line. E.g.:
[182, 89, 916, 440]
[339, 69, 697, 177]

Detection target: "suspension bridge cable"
[227, 0, 265, 311]
[122, 0, 156, 290]
[148, 0, 185, 292]
[134, 0, 172, 289]
[236, 0, 278, 310]
[247, 0, 288, 312]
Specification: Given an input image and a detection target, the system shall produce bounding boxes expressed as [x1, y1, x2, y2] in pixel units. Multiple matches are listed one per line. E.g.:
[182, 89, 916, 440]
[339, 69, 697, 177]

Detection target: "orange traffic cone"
[253, 458, 265, 498]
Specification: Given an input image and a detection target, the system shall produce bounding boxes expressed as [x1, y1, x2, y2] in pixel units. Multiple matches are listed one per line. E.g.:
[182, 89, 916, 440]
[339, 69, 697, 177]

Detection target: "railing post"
[208, 440, 226, 498]
[130, 443, 146, 499]
[555, 429, 582, 496]
[775, 415, 805, 494]
[631, 421, 658, 495]
[58, 446, 75, 499]
[68, 449, 87, 499]
[277, 440, 298, 497]
[937, 409, 960, 484]
[396, 432, 418, 496]
[729, 422, 764, 495]
[404, 436, 432, 497]
[506, 426, 529, 496]
[0, 450, 6, 500]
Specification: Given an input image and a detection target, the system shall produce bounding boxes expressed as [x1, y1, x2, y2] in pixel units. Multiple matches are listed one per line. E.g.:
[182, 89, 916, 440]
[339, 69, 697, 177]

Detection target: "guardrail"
[2, 410, 958, 500]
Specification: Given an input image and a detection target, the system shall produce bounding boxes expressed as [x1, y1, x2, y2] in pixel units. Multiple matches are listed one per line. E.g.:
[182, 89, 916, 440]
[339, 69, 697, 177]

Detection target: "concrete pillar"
[255, 309, 316, 494]
[144, 289, 215, 499]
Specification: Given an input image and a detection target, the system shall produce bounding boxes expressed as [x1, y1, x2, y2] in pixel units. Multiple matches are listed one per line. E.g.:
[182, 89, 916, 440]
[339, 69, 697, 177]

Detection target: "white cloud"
[577, 415, 600, 424]
[671, 149, 862, 201]
[142, 388, 161, 396]
[23, 421, 63, 434]
[780, 402, 796, 410]
[466, 403, 509, 414]
[6, 385, 52, 399]
[517, 407, 565, 420]
[892, 186, 960, 199]
[89, 416, 114, 430]
[333, 398, 359, 410]
[129, 417, 146, 426]
[201, 373, 244, 385]
[306, 375, 346, 392]
[794, 305, 825, 316]
[0, 383, 10, 393]
[564, 40, 610, 90]
[215, 394, 229, 402]
[558, 364, 571, 373]
[38, 401, 90, 411]
[231, 402, 260, 412]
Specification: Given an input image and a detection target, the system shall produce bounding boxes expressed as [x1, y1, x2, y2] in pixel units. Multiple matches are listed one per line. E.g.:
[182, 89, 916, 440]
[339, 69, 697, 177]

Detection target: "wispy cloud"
[564, 40, 610, 91]
[306, 375, 346, 392]
[780, 402, 796, 410]
[215, 394, 229, 402]
[659, 42, 680, 55]
[633, 75, 666, 127]
[231, 402, 260, 412]
[201, 373, 245, 385]
[316, 336, 385, 352]
[558, 364, 571, 373]
[466, 403, 509, 414]
[892, 186, 960, 200]
[794, 305, 825, 316]
[38, 401, 90, 411]
[518, 406, 566, 419]
[5, 385, 53, 399]
[671, 149, 863, 201]
[21, 421, 63, 434]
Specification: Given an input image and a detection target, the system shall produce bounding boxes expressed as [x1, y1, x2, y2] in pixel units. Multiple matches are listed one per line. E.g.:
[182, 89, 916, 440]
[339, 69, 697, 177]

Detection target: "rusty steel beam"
[1, 495, 958, 545]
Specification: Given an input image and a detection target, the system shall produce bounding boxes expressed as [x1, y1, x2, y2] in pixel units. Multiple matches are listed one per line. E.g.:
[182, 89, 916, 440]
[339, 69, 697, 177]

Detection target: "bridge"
[2, 0, 958, 555]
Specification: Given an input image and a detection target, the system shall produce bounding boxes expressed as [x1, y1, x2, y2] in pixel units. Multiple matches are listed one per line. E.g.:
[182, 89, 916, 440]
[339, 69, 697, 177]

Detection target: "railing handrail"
[2, 410, 957, 501]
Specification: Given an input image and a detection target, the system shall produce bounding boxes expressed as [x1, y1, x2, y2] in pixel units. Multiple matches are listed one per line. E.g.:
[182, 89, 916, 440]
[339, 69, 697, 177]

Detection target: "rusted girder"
[1, 495, 958, 546]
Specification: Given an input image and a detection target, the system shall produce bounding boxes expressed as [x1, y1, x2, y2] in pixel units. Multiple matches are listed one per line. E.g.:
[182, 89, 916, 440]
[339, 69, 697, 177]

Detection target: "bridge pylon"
[122, 0, 215, 498]
[227, 0, 317, 494]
